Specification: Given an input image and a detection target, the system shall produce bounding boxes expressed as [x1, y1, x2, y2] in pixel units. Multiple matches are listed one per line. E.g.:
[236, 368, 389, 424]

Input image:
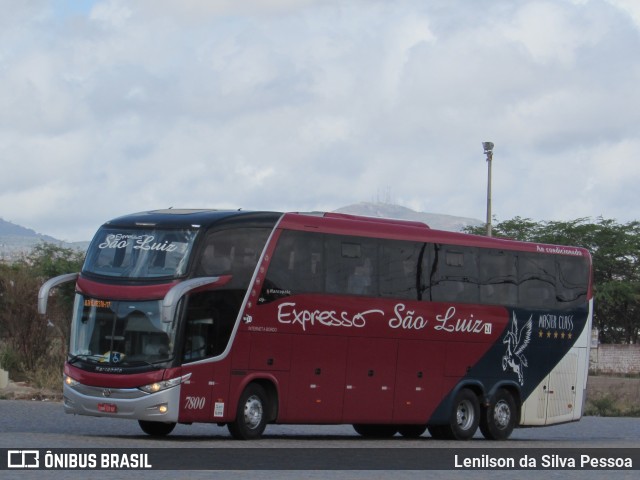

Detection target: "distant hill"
[0, 217, 86, 262]
[334, 202, 483, 232]
[0, 217, 58, 242]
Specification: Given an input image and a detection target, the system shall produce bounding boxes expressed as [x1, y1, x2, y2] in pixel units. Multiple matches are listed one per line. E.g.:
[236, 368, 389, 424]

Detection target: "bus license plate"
[98, 403, 117, 413]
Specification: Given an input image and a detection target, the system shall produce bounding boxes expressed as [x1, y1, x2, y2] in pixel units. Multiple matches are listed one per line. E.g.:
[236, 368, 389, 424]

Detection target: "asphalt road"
[1, 399, 639, 480]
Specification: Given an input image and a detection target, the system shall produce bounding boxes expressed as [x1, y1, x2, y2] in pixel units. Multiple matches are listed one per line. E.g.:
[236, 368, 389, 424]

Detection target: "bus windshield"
[83, 227, 198, 279]
[69, 296, 177, 366]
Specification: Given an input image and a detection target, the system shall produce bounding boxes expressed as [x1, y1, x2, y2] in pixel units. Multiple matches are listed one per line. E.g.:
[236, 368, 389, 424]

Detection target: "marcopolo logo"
[8, 450, 40, 469]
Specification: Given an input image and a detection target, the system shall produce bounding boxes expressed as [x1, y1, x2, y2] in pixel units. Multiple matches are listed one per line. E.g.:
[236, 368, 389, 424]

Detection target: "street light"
[482, 142, 494, 237]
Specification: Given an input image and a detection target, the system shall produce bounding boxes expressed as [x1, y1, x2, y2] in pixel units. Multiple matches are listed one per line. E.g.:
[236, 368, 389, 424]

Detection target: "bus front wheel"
[228, 384, 269, 440]
[138, 420, 176, 437]
[480, 389, 517, 440]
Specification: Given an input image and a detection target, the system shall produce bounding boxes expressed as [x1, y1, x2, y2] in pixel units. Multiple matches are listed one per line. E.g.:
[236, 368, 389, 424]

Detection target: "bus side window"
[197, 227, 271, 280]
[263, 230, 324, 296]
[200, 244, 231, 276]
[182, 294, 212, 362]
[478, 249, 518, 306]
[429, 245, 479, 304]
[379, 240, 422, 300]
[518, 253, 557, 308]
[556, 256, 589, 308]
[182, 291, 237, 362]
[325, 237, 377, 296]
[347, 258, 373, 295]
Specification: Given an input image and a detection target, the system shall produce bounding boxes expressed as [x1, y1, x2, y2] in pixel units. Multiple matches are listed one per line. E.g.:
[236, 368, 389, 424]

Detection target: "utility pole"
[482, 142, 494, 237]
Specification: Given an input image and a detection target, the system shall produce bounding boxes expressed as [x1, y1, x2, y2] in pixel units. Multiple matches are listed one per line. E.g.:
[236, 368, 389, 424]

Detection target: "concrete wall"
[590, 344, 640, 375]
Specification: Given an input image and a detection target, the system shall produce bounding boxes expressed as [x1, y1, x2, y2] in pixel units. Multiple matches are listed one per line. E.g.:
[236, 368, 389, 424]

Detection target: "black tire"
[353, 424, 398, 438]
[228, 384, 269, 440]
[397, 424, 427, 438]
[480, 388, 517, 440]
[138, 420, 176, 437]
[439, 388, 480, 440]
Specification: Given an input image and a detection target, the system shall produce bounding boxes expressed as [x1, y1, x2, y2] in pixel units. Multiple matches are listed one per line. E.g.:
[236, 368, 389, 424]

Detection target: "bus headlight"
[146, 403, 169, 414]
[64, 374, 80, 387]
[138, 373, 191, 394]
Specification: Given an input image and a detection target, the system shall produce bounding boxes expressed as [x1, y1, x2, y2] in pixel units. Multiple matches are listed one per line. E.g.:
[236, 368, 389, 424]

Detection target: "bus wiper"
[67, 354, 104, 365]
[120, 359, 163, 370]
[68, 354, 83, 365]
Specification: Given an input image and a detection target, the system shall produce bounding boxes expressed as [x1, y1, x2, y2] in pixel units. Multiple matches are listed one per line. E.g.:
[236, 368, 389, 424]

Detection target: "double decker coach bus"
[38, 209, 592, 440]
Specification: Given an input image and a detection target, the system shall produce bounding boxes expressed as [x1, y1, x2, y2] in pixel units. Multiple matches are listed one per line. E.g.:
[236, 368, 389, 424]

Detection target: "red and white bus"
[39, 209, 593, 440]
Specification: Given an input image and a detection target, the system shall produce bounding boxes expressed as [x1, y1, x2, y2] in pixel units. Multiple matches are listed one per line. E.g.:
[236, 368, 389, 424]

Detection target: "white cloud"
[501, 1, 599, 66]
[0, 0, 639, 241]
[89, 1, 133, 28]
[607, 0, 640, 29]
[136, 0, 324, 20]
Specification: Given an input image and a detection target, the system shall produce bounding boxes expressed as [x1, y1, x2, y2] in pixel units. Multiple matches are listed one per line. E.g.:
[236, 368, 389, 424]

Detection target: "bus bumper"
[62, 382, 181, 423]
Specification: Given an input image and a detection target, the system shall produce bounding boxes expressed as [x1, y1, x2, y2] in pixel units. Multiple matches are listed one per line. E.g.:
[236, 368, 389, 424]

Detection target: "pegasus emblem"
[502, 313, 532, 385]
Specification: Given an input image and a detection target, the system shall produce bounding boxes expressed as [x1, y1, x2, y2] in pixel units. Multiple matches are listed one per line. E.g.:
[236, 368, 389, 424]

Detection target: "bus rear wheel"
[437, 388, 480, 440]
[138, 420, 176, 437]
[228, 384, 269, 440]
[480, 389, 517, 440]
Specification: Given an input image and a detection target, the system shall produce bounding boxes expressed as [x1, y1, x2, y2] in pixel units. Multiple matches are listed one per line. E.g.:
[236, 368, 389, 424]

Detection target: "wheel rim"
[493, 399, 511, 429]
[243, 394, 264, 430]
[456, 399, 475, 430]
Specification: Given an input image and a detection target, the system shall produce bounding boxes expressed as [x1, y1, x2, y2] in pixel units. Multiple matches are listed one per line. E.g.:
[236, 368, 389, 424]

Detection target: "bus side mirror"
[161, 276, 227, 323]
[38, 273, 79, 315]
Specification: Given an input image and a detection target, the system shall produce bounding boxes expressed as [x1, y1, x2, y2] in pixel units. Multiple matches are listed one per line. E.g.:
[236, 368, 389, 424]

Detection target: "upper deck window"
[83, 227, 198, 279]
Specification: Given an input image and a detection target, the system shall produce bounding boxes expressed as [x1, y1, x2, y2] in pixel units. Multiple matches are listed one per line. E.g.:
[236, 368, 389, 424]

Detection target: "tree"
[26, 243, 84, 347]
[465, 217, 640, 344]
[0, 243, 84, 376]
[0, 263, 49, 371]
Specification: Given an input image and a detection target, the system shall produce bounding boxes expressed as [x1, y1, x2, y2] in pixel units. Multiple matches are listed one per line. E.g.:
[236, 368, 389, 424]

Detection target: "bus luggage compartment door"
[393, 340, 445, 424]
[343, 337, 398, 423]
[286, 335, 348, 423]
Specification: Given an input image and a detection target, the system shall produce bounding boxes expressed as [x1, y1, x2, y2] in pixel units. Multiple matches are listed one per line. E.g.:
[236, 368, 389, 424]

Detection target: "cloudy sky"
[1, 0, 639, 242]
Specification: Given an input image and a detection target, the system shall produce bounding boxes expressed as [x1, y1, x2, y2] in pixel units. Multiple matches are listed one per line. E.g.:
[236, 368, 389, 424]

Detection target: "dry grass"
[585, 375, 640, 417]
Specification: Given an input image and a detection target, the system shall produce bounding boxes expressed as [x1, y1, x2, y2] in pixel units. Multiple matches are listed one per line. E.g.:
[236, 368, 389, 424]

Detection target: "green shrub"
[0, 345, 20, 374]
[585, 392, 622, 416]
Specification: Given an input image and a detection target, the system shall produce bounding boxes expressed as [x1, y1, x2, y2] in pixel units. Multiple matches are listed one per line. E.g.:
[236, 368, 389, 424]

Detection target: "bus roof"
[101, 209, 591, 260]
[103, 209, 282, 230]
[279, 212, 592, 259]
